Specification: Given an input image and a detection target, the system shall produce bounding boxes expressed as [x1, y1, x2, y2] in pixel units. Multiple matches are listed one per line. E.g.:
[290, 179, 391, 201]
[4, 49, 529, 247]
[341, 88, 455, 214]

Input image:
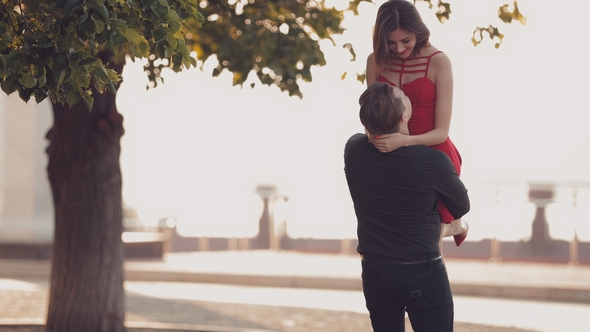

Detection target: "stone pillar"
[0, 94, 53, 244]
[528, 183, 553, 256]
[252, 184, 288, 250]
[253, 184, 276, 250]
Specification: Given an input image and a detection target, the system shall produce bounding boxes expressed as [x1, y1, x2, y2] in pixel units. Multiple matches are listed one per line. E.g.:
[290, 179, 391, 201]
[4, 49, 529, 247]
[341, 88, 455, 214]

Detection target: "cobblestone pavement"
[0, 278, 538, 332]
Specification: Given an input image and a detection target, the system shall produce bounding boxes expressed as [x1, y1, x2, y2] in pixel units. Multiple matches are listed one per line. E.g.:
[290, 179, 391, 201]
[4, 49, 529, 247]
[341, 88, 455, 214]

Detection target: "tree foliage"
[1, 0, 527, 106]
[0, 0, 205, 110]
[415, 0, 527, 49]
[0, 0, 367, 107]
[186, 0, 350, 97]
[471, 1, 527, 48]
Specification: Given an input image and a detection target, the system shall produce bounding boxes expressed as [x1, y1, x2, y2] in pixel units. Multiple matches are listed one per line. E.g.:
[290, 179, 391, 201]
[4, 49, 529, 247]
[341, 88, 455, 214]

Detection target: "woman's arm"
[411, 52, 453, 146]
[370, 53, 454, 152]
[366, 53, 378, 87]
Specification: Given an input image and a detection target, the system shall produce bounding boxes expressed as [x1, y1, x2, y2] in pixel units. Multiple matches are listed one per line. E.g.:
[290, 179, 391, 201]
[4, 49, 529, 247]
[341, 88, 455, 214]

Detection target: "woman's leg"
[438, 201, 469, 247]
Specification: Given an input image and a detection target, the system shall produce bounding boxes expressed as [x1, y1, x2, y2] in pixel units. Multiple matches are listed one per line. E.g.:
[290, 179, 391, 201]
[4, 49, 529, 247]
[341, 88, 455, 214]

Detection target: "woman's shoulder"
[422, 46, 451, 70]
[419, 45, 446, 58]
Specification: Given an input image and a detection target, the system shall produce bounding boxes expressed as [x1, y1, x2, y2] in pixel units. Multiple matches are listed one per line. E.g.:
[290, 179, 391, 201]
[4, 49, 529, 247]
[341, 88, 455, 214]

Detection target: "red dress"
[378, 51, 462, 224]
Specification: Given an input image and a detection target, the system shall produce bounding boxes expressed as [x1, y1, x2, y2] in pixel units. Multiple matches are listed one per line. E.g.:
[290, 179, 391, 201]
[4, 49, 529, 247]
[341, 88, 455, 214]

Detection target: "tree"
[1, 0, 352, 330]
[0, 0, 524, 331]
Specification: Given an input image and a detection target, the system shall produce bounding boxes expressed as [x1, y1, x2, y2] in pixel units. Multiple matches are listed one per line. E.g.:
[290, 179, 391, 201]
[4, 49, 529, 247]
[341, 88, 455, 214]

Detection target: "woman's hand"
[368, 133, 408, 153]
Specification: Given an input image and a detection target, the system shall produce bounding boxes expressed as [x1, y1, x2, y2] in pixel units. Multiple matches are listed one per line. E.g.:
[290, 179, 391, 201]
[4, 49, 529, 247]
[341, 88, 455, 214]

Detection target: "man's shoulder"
[345, 133, 368, 147]
[344, 133, 370, 160]
[403, 145, 451, 161]
[348, 133, 366, 141]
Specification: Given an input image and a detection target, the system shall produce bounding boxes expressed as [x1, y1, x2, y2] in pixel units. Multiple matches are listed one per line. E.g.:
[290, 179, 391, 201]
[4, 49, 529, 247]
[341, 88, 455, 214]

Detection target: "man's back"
[344, 133, 469, 261]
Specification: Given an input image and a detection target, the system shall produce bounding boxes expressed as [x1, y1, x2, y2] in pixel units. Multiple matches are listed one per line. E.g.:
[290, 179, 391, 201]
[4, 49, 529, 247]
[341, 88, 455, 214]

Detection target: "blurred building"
[0, 94, 54, 258]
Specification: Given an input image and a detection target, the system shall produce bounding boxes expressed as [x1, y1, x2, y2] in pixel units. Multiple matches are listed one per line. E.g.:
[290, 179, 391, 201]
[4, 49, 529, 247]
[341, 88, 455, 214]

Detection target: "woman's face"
[387, 29, 416, 59]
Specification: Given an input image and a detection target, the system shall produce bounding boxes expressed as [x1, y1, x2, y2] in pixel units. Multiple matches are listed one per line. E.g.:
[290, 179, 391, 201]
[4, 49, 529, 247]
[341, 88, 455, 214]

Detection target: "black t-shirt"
[344, 133, 470, 261]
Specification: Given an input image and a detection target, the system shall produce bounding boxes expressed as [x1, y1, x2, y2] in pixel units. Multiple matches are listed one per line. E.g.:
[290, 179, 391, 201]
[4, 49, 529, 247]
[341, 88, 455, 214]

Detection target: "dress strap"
[384, 51, 444, 86]
[423, 51, 443, 77]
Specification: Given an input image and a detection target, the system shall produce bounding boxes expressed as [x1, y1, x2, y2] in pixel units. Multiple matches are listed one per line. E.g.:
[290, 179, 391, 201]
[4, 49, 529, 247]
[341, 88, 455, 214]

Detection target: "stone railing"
[168, 181, 590, 264]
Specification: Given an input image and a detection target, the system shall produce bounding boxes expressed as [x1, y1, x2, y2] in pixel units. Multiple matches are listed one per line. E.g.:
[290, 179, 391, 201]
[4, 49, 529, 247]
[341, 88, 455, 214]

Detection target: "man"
[344, 82, 470, 332]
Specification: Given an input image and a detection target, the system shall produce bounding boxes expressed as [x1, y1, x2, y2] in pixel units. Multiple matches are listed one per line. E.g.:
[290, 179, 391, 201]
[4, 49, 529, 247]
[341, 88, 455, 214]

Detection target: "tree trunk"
[45, 58, 126, 332]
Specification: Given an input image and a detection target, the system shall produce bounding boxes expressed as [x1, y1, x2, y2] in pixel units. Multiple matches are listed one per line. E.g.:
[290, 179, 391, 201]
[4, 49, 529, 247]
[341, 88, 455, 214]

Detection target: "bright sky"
[116, 0, 590, 240]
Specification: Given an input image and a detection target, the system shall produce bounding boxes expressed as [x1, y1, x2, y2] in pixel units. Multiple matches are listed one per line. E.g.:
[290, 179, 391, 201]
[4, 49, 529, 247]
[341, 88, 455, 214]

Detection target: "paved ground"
[0, 278, 538, 332]
[2, 250, 590, 331]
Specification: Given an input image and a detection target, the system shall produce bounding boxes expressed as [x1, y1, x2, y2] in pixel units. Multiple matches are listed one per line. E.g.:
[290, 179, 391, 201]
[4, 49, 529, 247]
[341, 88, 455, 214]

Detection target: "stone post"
[253, 184, 288, 250]
[253, 184, 277, 250]
[528, 183, 554, 256]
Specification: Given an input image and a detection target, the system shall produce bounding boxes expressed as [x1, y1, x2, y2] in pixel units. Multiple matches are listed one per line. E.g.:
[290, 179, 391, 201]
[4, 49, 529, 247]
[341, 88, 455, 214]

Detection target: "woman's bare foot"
[454, 219, 469, 247]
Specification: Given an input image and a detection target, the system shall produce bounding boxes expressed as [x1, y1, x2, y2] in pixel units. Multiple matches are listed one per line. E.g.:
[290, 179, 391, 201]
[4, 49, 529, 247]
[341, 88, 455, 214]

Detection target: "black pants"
[361, 258, 454, 332]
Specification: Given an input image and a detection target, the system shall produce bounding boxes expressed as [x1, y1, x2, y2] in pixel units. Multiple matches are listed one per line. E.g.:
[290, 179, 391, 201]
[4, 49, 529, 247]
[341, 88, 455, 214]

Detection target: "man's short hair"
[359, 82, 406, 136]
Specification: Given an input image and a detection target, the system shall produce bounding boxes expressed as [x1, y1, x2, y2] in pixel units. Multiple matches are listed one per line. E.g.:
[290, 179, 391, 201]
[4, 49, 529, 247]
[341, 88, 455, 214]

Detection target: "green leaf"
[1, 80, 17, 95]
[78, 57, 99, 67]
[165, 46, 175, 58]
[106, 69, 119, 83]
[178, 40, 189, 55]
[93, 18, 105, 33]
[0, 56, 7, 79]
[80, 11, 89, 24]
[153, 4, 170, 20]
[93, 78, 106, 93]
[34, 89, 48, 104]
[347, 0, 371, 15]
[153, 29, 168, 43]
[18, 88, 33, 103]
[53, 55, 69, 71]
[65, 21, 77, 33]
[38, 75, 47, 88]
[342, 43, 356, 62]
[75, 72, 91, 88]
[6, 50, 22, 65]
[58, 70, 67, 85]
[166, 34, 178, 49]
[19, 74, 38, 88]
[72, 37, 86, 50]
[107, 33, 127, 54]
[498, 2, 527, 25]
[125, 28, 142, 45]
[93, 2, 110, 22]
[65, 0, 84, 12]
[43, 16, 55, 31]
[154, 42, 166, 58]
[166, 10, 181, 32]
[138, 40, 150, 57]
[89, 40, 99, 54]
[82, 92, 94, 110]
[65, 90, 81, 108]
[113, 19, 128, 31]
[92, 64, 109, 82]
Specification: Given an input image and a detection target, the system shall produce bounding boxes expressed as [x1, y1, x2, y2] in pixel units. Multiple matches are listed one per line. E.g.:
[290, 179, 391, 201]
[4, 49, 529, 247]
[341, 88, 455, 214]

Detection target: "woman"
[365, 0, 468, 246]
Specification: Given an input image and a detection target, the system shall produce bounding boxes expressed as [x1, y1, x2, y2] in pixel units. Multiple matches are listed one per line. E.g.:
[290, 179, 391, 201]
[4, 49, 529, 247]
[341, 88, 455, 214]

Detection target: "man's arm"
[434, 154, 470, 220]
